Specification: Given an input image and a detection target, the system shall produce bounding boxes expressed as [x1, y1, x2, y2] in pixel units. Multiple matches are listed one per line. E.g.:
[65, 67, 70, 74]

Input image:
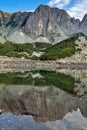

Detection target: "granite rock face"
[0, 5, 87, 43]
[80, 14, 87, 34]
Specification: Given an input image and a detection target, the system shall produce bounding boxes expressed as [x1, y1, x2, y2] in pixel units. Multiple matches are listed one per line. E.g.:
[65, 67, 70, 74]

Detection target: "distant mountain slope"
[0, 5, 87, 44]
[40, 34, 87, 61]
[0, 34, 87, 61]
[40, 36, 77, 60]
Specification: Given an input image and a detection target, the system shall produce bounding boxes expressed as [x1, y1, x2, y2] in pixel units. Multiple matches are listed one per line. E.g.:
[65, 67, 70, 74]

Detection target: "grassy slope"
[0, 43, 33, 58]
[40, 36, 77, 60]
[0, 42, 51, 59]
[34, 42, 51, 50]
[0, 36, 78, 59]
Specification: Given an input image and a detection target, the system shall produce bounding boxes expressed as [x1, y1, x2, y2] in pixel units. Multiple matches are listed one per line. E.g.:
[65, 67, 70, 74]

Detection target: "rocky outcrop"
[0, 5, 87, 43]
[0, 10, 11, 27]
[80, 14, 87, 34]
[57, 36, 87, 62]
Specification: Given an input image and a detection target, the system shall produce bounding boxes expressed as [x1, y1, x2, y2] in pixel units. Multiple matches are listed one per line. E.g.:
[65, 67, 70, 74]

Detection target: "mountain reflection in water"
[0, 70, 86, 129]
[42, 109, 87, 130]
[0, 109, 87, 130]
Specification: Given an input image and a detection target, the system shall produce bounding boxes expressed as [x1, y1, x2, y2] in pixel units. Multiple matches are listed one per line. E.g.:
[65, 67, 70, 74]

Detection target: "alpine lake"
[0, 69, 87, 130]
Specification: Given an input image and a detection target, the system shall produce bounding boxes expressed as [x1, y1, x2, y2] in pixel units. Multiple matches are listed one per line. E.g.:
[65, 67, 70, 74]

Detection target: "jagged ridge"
[0, 5, 87, 44]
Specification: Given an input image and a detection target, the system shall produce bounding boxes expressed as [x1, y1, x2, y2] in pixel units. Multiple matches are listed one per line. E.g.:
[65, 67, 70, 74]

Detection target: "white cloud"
[48, 0, 87, 20]
[67, 0, 87, 20]
[48, 0, 71, 9]
[28, 9, 35, 12]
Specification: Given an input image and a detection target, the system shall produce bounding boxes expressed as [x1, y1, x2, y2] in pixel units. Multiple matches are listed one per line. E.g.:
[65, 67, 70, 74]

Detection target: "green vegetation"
[0, 71, 76, 94]
[0, 71, 35, 85]
[0, 71, 47, 85]
[0, 42, 51, 59]
[40, 71, 75, 94]
[40, 37, 77, 60]
[0, 43, 34, 58]
[34, 42, 51, 50]
[0, 36, 79, 60]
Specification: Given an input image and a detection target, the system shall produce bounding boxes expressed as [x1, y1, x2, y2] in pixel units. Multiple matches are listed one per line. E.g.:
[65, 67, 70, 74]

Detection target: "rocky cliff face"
[0, 10, 11, 26]
[80, 14, 87, 34]
[0, 5, 87, 43]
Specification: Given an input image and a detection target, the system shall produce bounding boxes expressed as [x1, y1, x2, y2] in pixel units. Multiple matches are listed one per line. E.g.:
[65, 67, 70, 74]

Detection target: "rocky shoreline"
[0, 57, 87, 72]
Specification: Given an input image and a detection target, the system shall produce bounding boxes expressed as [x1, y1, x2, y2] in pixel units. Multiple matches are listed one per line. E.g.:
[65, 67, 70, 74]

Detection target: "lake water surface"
[0, 70, 87, 130]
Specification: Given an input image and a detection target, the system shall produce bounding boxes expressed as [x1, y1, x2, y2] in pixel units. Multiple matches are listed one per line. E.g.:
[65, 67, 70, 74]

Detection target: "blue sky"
[0, 0, 49, 12]
[0, 0, 87, 20]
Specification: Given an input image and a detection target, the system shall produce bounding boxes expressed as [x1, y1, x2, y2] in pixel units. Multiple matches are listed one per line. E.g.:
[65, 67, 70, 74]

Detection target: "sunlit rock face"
[0, 5, 87, 43]
[80, 14, 87, 34]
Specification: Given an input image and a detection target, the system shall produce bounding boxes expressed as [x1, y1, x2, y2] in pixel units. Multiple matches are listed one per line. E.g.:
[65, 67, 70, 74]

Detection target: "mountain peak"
[0, 5, 87, 44]
[82, 13, 87, 21]
[0, 10, 11, 18]
[81, 13, 87, 27]
[35, 4, 50, 12]
[36, 4, 50, 9]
